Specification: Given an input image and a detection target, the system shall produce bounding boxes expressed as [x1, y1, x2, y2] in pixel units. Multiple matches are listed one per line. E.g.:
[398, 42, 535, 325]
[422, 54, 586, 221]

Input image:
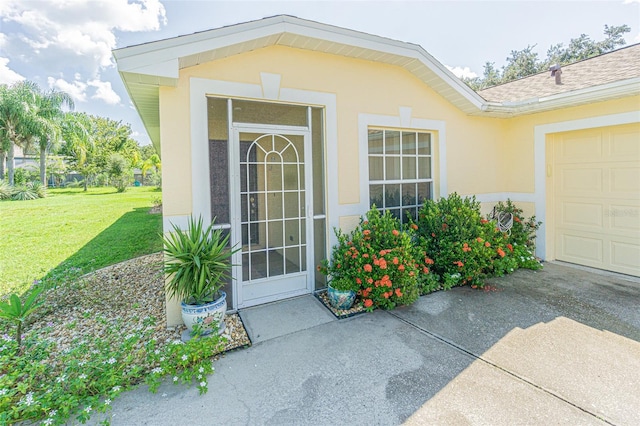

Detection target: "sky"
[1, 0, 639, 146]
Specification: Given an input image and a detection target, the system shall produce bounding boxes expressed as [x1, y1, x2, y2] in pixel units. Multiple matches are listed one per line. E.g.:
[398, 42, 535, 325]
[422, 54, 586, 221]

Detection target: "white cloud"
[1, 0, 166, 74]
[0, 57, 25, 84]
[88, 79, 121, 105]
[447, 65, 478, 80]
[634, 33, 640, 43]
[47, 76, 88, 102]
[622, 0, 639, 4]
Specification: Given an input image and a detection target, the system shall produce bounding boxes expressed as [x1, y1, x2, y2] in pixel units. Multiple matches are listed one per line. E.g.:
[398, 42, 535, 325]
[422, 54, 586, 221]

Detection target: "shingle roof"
[478, 43, 640, 103]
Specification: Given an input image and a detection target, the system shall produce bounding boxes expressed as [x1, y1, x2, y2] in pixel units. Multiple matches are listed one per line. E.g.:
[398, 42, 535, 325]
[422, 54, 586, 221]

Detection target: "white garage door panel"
[559, 232, 603, 263]
[610, 167, 640, 193]
[553, 123, 640, 277]
[611, 241, 640, 272]
[609, 205, 640, 232]
[561, 202, 603, 228]
[559, 167, 603, 193]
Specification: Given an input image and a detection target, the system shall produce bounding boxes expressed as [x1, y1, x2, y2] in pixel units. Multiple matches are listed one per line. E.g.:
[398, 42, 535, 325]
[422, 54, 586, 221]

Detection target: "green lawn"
[0, 186, 163, 296]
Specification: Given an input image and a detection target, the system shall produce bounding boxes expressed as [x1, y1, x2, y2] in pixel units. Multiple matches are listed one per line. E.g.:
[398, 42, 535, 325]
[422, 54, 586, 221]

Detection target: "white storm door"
[232, 126, 314, 308]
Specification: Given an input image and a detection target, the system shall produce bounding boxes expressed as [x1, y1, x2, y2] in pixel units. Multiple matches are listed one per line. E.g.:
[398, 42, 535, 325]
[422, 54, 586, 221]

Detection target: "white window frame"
[358, 110, 447, 219]
[367, 128, 434, 222]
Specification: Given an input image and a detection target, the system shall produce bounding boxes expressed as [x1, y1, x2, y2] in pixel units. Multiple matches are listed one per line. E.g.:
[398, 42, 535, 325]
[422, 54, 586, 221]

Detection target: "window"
[368, 129, 433, 223]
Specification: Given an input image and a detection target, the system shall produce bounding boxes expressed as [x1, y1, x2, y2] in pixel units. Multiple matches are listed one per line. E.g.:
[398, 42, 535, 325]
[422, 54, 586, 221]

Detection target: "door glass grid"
[241, 133, 306, 281]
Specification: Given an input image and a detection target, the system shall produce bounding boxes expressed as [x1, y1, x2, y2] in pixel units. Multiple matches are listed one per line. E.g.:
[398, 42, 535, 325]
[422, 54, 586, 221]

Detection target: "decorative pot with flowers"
[163, 216, 239, 336]
[327, 277, 358, 310]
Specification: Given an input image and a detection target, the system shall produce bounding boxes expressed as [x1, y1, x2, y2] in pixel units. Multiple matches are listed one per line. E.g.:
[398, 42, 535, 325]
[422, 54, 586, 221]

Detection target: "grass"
[0, 186, 163, 296]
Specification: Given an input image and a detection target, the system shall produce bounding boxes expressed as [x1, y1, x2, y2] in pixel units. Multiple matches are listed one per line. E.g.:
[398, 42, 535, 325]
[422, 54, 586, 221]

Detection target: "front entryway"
[233, 126, 314, 307]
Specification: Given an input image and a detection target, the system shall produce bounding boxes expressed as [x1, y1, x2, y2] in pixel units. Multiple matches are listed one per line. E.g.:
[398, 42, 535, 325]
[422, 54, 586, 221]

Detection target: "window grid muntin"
[368, 129, 434, 222]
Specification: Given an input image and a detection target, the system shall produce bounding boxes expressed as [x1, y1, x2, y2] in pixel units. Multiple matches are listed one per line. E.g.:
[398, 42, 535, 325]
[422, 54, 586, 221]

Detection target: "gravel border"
[314, 290, 367, 319]
[29, 252, 250, 360]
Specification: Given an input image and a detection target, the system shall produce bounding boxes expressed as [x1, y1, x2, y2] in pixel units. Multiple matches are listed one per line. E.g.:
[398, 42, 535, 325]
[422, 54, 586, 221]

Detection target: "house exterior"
[114, 15, 640, 326]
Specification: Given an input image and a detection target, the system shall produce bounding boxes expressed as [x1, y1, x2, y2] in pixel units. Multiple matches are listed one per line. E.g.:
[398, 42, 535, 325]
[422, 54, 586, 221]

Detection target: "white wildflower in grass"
[198, 366, 204, 373]
[79, 374, 87, 380]
[84, 405, 92, 413]
[197, 374, 202, 380]
[21, 392, 34, 406]
[0, 389, 7, 396]
[107, 357, 117, 365]
[50, 410, 57, 417]
[78, 361, 86, 366]
[125, 334, 135, 340]
[172, 340, 183, 345]
[173, 376, 178, 382]
[104, 399, 112, 406]
[43, 419, 53, 426]
[112, 386, 121, 393]
[154, 349, 160, 355]
[152, 367, 163, 374]
[55, 374, 67, 383]
[181, 354, 188, 361]
[199, 381, 207, 388]
[159, 357, 165, 362]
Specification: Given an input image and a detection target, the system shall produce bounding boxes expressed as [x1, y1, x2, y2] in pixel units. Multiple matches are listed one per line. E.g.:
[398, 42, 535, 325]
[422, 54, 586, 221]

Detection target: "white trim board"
[533, 111, 640, 260]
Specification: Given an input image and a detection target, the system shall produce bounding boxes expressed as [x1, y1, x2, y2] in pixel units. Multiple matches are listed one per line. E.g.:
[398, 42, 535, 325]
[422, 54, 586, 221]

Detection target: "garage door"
[553, 123, 640, 277]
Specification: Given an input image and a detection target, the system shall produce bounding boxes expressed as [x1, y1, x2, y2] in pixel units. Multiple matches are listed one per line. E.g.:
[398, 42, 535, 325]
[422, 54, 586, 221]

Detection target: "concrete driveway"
[103, 262, 640, 425]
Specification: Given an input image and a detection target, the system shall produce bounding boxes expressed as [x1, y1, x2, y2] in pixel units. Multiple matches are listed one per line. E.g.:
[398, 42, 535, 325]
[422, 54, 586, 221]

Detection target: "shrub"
[413, 194, 542, 289]
[320, 207, 421, 310]
[489, 200, 542, 271]
[414, 193, 497, 287]
[0, 180, 12, 200]
[10, 181, 46, 201]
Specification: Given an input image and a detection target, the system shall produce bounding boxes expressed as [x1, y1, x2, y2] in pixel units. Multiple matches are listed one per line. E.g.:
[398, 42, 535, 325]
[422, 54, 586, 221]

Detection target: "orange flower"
[379, 249, 387, 256]
[485, 242, 491, 248]
[392, 229, 400, 236]
[383, 292, 390, 299]
[462, 243, 471, 253]
[393, 257, 399, 265]
[514, 216, 521, 223]
[454, 260, 464, 267]
[431, 233, 436, 237]
[398, 264, 405, 271]
[477, 237, 483, 243]
[362, 288, 370, 297]
[395, 288, 403, 297]
[363, 229, 371, 236]
[425, 257, 434, 265]
[378, 259, 388, 269]
[363, 253, 369, 258]
[497, 248, 506, 258]
[367, 278, 373, 284]
[507, 243, 513, 252]
[356, 278, 362, 284]
[364, 264, 372, 272]
[364, 299, 373, 308]
[480, 218, 488, 224]
[422, 266, 429, 273]
[411, 223, 418, 230]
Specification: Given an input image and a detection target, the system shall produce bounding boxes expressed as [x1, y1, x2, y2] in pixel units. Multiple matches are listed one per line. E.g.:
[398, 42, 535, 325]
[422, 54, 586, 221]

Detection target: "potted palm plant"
[163, 216, 238, 336]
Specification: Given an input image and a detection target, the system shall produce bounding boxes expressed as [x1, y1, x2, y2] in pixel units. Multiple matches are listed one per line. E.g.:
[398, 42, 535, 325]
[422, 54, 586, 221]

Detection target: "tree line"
[0, 80, 160, 192]
[464, 24, 630, 90]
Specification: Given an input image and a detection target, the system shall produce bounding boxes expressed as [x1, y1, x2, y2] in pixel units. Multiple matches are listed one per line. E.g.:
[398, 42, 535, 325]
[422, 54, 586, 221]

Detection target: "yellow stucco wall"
[161, 45, 512, 216]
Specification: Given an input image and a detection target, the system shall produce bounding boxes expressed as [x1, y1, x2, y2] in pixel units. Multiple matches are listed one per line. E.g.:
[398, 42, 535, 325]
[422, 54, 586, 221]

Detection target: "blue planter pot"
[327, 284, 356, 310]
[181, 290, 226, 335]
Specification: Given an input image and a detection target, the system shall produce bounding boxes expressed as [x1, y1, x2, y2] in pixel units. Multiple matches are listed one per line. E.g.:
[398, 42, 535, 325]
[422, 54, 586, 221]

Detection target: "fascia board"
[114, 15, 486, 111]
[481, 78, 640, 117]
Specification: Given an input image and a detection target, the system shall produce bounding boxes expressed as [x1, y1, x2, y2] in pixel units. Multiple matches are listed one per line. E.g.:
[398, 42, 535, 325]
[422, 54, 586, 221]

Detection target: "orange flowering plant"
[319, 207, 421, 311]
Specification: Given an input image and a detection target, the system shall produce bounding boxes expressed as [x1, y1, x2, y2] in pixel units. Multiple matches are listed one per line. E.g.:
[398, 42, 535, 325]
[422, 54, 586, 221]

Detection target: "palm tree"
[60, 112, 96, 191]
[32, 89, 74, 186]
[0, 81, 72, 186]
[0, 82, 40, 185]
[140, 153, 161, 185]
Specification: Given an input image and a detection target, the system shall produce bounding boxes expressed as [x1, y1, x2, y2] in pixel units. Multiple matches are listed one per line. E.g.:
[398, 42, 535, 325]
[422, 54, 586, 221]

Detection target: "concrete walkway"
[103, 263, 640, 425]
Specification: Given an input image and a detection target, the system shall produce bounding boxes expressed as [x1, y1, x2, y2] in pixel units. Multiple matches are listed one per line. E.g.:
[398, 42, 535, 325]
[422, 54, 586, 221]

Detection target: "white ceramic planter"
[181, 290, 226, 335]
